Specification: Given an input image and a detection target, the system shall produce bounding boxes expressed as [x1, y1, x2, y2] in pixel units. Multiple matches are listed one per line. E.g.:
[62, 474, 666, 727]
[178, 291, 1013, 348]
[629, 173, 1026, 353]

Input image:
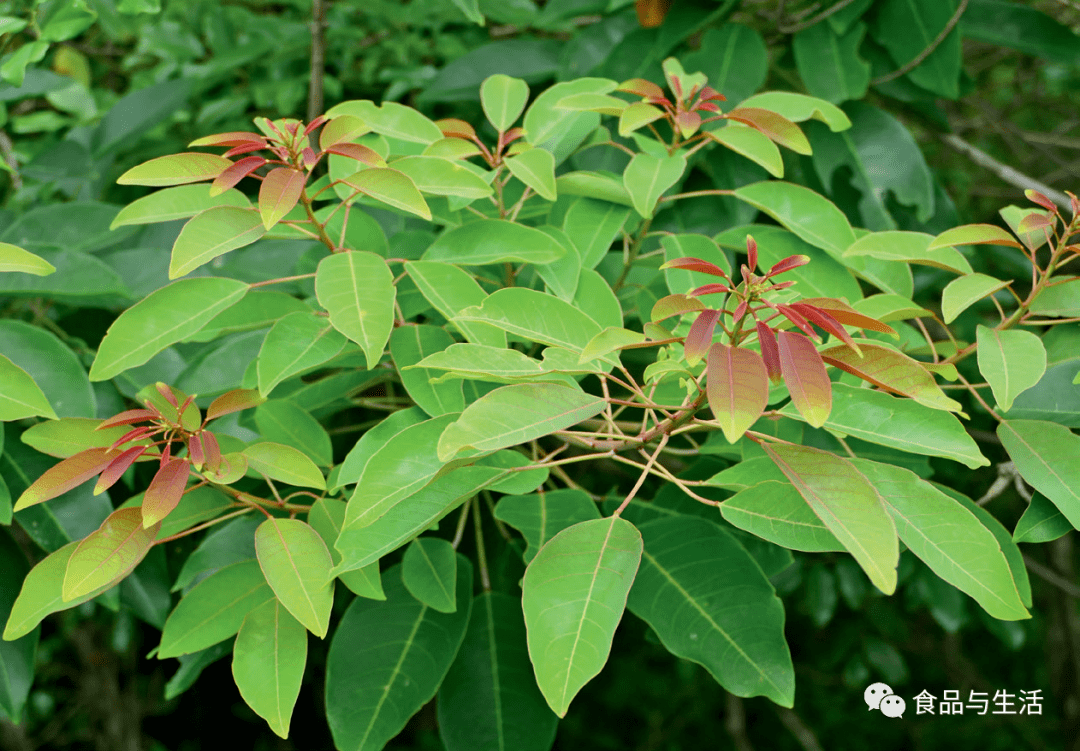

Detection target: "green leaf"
[740, 91, 851, 131]
[117, 153, 232, 187]
[0, 241, 56, 276]
[437, 383, 606, 462]
[255, 518, 334, 637]
[764, 443, 898, 594]
[721, 481, 845, 552]
[437, 591, 558, 751]
[307, 499, 385, 599]
[555, 171, 635, 209]
[0, 320, 92, 418]
[62, 506, 158, 600]
[941, 274, 1013, 324]
[0, 354, 57, 421]
[315, 251, 395, 370]
[523, 516, 641, 717]
[1003, 360, 1080, 428]
[1030, 277, 1080, 318]
[325, 99, 445, 144]
[0, 529, 34, 721]
[110, 185, 251, 228]
[870, 0, 962, 98]
[681, 24, 767, 105]
[705, 123, 783, 177]
[334, 407, 427, 490]
[852, 459, 1029, 620]
[242, 442, 326, 490]
[793, 22, 870, 103]
[998, 420, 1080, 530]
[412, 343, 546, 382]
[232, 598, 306, 738]
[820, 343, 966, 415]
[405, 261, 506, 348]
[401, 537, 458, 613]
[522, 77, 615, 148]
[326, 561, 473, 751]
[561, 197, 631, 270]
[257, 311, 347, 396]
[89, 278, 249, 381]
[171, 516, 259, 593]
[505, 147, 557, 201]
[481, 74, 529, 132]
[254, 400, 333, 467]
[494, 489, 601, 563]
[3, 541, 117, 641]
[391, 325, 465, 417]
[628, 516, 795, 706]
[976, 326, 1046, 412]
[258, 168, 305, 230]
[339, 168, 432, 221]
[1013, 493, 1075, 543]
[158, 559, 273, 659]
[344, 414, 458, 530]
[781, 383, 988, 469]
[389, 156, 494, 200]
[961, 0, 1080, 66]
[188, 290, 311, 344]
[453, 287, 601, 352]
[733, 181, 855, 259]
[623, 152, 686, 219]
[844, 231, 972, 274]
[423, 219, 565, 266]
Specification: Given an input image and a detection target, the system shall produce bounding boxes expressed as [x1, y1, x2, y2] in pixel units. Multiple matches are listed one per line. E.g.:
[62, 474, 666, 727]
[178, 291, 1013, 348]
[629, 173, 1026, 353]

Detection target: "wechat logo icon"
[865, 682, 906, 718]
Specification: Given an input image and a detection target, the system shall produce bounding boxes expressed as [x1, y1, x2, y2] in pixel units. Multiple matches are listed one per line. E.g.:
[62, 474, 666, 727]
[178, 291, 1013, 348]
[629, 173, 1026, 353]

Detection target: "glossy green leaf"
[402, 537, 457, 613]
[941, 274, 1013, 323]
[562, 197, 632, 270]
[623, 152, 686, 219]
[784, 383, 988, 469]
[523, 516, 641, 717]
[20, 418, 146, 458]
[705, 123, 783, 177]
[1030, 277, 1080, 318]
[187, 290, 311, 343]
[1013, 493, 1075, 543]
[3, 541, 118, 641]
[307, 499, 385, 599]
[111, 185, 251, 228]
[254, 400, 333, 467]
[405, 261, 506, 348]
[0, 241, 56, 276]
[628, 516, 795, 705]
[740, 91, 851, 131]
[998, 420, 1080, 530]
[494, 489, 601, 563]
[734, 181, 855, 259]
[844, 231, 972, 274]
[793, 22, 870, 104]
[1003, 360, 1080, 428]
[977, 326, 1046, 412]
[339, 168, 432, 221]
[871, 0, 961, 98]
[232, 598, 307, 738]
[852, 459, 1029, 620]
[505, 147, 557, 201]
[522, 77, 614, 149]
[412, 344, 546, 382]
[325, 99, 444, 144]
[334, 407, 427, 490]
[242, 442, 325, 490]
[0, 354, 57, 420]
[117, 152, 232, 186]
[0, 320, 93, 418]
[764, 443, 898, 594]
[437, 383, 606, 462]
[0, 530, 33, 720]
[437, 591, 558, 751]
[255, 518, 334, 637]
[315, 251, 395, 369]
[423, 219, 564, 266]
[454, 287, 601, 352]
[326, 561, 472, 751]
[720, 481, 845, 551]
[555, 171, 635, 209]
[961, 0, 1080, 66]
[820, 343, 965, 414]
[929, 223, 1021, 250]
[707, 343, 769, 444]
[478, 450, 548, 496]
[345, 414, 458, 530]
[257, 311, 347, 396]
[171, 515, 259, 593]
[391, 325, 465, 417]
[389, 155, 493, 199]
[89, 277, 249, 381]
[63, 507, 158, 600]
[158, 559, 273, 659]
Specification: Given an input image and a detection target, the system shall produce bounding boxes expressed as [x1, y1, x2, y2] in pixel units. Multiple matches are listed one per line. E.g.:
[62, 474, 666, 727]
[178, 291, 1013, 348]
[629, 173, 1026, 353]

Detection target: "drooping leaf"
[522, 516, 642, 717]
[315, 251, 395, 369]
[62, 507, 158, 601]
[706, 343, 769, 443]
[997, 420, 1080, 530]
[941, 274, 1013, 323]
[257, 311, 347, 396]
[401, 537, 458, 613]
[232, 598, 307, 739]
[14, 447, 114, 511]
[777, 331, 832, 428]
[423, 219, 565, 266]
[493, 489, 601, 563]
[720, 481, 845, 551]
[622, 152, 686, 219]
[1013, 492, 1075, 543]
[0, 354, 57, 421]
[255, 518, 334, 637]
[976, 326, 1047, 412]
[0, 241, 56, 276]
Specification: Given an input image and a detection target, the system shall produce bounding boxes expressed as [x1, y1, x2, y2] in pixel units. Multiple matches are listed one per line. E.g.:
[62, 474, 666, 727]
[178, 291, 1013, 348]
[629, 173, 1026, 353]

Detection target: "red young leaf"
[746, 235, 758, 271]
[698, 85, 726, 102]
[689, 283, 731, 297]
[499, 127, 525, 148]
[618, 78, 666, 100]
[765, 254, 810, 278]
[435, 118, 477, 140]
[201, 430, 222, 473]
[646, 95, 674, 108]
[160, 441, 171, 466]
[209, 156, 266, 197]
[302, 147, 318, 168]
[98, 409, 156, 430]
[325, 143, 387, 168]
[1017, 212, 1054, 234]
[725, 107, 811, 154]
[94, 445, 149, 496]
[767, 280, 797, 291]
[206, 388, 267, 422]
[776, 304, 817, 339]
[651, 293, 706, 322]
[706, 343, 769, 444]
[755, 322, 782, 384]
[303, 115, 328, 137]
[789, 303, 861, 355]
[223, 142, 267, 158]
[189, 131, 267, 148]
[1025, 189, 1057, 212]
[684, 309, 722, 365]
[733, 300, 748, 321]
[141, 458, 190, 528]
[109, 425, 157, 453]
[695, 101, 721, 113]
[187, 432, 205, 471]
[1068, 190, 1079, 218]
[674, 110, 701, 139]
[797, 298, 897, 336]
[14, 448, 115, 511]
[259, 167, 306, 230]
[777, 331, 832, 428]
[320, 115, 370, 149]
[660, 256, 730, 279]
[155, 382, 179, 409]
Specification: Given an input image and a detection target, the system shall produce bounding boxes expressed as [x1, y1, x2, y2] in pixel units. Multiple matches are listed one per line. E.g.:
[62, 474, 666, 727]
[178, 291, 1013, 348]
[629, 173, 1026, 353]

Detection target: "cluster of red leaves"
[15, 384, 264, 529]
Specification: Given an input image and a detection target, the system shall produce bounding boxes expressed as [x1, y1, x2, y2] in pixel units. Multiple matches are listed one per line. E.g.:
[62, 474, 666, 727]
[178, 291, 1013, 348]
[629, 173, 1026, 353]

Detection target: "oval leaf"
[117, 153, 232, 187]
[706, 343, 769, 444]
[976, 325, 1047, 412]
[62, 507, 158, 601]
[255, 518, 334, 637]
[401, 537, 458, 613]
[232, 598, 307, 739]
[315, 251, 395, 370]
[243, 442, 326, 490]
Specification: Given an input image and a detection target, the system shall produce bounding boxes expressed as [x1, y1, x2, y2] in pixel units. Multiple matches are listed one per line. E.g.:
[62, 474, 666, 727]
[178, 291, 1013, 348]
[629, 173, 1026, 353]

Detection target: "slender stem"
[472, 497, 491, 591]
[614, 435, 668, 516]
[451, 499, 471, 549]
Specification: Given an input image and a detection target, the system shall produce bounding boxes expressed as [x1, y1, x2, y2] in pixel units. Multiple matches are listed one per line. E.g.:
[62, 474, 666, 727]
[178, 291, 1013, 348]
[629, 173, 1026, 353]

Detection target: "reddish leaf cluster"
[655, 236, 897, 442]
